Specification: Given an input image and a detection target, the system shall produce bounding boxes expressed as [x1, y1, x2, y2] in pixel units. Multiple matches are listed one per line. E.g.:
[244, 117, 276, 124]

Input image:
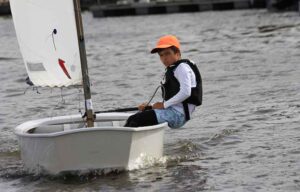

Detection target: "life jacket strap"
[183, 102, 190, 121]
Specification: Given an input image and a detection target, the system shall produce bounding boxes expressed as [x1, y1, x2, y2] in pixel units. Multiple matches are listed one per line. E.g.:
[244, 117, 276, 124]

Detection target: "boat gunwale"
[15, 113, 167, 138]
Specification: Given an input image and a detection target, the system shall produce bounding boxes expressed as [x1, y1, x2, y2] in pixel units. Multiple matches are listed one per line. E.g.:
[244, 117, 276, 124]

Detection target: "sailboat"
[10, 0, 166, 174]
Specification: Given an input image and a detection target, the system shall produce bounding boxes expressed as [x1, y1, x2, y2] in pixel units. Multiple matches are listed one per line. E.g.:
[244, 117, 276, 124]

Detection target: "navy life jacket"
[161, 59, 202, 121]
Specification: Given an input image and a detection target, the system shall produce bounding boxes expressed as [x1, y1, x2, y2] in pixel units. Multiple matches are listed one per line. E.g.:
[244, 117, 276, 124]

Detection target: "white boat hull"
[15, 113, 166, 174]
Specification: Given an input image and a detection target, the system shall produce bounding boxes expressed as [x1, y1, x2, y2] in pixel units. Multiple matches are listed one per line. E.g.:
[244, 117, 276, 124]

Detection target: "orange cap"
[151, 35, 180, 54]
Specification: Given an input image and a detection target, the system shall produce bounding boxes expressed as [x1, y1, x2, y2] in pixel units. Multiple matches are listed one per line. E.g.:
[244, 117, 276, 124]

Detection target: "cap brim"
[150, 44, 172, 54]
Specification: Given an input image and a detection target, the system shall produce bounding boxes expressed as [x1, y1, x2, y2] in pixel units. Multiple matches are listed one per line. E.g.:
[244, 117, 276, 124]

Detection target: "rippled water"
[0, 10, 300, 191]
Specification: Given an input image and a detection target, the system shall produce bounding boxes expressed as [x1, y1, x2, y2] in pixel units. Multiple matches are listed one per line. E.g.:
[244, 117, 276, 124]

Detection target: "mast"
[73, 0, 94, 127]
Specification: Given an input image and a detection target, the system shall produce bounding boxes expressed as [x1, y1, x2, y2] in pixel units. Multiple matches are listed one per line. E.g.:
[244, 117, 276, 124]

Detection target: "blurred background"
[1, 0, 300, 16]
[0, 0, 299, 191]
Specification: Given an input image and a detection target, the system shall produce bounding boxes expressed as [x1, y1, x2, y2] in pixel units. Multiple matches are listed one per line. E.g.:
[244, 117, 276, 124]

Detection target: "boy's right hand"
[138, 103, 151, 111]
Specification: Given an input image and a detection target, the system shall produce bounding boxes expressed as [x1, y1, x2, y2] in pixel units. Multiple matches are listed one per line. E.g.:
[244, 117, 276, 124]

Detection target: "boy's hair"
[157, 46, 181, 54]
[170, 46, 181, 54]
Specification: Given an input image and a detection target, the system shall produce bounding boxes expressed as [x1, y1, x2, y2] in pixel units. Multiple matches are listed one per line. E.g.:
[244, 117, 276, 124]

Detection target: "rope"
[145, 73, 166, 106]
[51, 29, 57, 51]
[145, 85, 162, 107]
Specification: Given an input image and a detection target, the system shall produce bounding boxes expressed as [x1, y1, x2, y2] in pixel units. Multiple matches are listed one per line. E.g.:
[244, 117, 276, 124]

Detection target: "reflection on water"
[0, 9, 300, 191]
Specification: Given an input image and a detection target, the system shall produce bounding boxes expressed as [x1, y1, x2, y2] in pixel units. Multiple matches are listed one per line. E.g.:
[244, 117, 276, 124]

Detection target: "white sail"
[10, 0, 82, 87]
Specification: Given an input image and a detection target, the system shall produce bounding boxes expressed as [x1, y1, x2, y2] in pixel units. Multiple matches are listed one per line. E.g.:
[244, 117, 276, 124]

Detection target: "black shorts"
[124, 109, 158, 127]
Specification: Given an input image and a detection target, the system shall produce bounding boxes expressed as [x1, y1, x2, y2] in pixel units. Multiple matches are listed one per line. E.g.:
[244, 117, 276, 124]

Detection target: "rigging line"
[161, 73, 166, 102]
[69, 88, 84, 128]
[145, 73, 166, 107]
[33, 86, 41, 94]
[45, 88, 79, 118]
[23, 86, 30, 94]
[145, 85, 163, 107]
[77, 88, 83, 116]
[51, 29, 57, 51]
[161, 83, 166, 102]
[23, 86, 41, 94]
[49, 88, 67, 118]
[60, 87, 65, 104]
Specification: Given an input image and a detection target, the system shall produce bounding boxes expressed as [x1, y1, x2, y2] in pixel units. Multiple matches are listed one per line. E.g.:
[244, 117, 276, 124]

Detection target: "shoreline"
[91, 0, 267, 17]
[1, 0, 300, 17]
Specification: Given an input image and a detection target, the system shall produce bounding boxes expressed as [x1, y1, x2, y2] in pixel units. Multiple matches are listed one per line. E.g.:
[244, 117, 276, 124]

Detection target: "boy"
[125, 35, 202, 128]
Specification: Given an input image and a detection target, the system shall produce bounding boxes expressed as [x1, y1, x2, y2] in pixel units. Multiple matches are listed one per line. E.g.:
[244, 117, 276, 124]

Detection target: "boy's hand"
[138, 103, 148, 111]
[152, 102, 164, 109]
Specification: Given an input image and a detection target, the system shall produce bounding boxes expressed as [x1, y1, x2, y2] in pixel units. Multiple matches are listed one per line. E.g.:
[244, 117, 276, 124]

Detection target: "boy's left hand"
[152, 102, 164, 109]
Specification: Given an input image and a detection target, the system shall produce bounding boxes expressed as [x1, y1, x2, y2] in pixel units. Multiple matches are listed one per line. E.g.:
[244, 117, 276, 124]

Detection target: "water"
[0, 10, 300, 191]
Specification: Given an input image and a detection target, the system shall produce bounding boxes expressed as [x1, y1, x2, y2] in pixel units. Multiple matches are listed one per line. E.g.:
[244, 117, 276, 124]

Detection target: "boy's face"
[158, 48, 181, 67]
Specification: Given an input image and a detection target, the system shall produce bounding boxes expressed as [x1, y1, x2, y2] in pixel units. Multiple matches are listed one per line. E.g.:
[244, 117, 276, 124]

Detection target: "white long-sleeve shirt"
[163, 62, 197, 117]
